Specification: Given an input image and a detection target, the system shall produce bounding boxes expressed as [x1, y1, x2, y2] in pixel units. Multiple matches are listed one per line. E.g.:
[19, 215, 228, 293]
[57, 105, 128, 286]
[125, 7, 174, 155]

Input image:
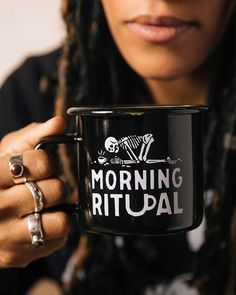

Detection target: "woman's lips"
[125, 15, 197, 44]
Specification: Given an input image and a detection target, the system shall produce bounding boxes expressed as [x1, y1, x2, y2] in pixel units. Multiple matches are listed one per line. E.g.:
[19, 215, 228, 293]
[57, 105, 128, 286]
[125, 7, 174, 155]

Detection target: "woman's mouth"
[125, 15, 197, 44]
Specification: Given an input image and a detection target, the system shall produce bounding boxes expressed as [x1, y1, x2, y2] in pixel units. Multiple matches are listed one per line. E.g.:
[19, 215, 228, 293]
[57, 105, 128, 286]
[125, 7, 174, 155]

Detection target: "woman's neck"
[145, 66, 214, 106]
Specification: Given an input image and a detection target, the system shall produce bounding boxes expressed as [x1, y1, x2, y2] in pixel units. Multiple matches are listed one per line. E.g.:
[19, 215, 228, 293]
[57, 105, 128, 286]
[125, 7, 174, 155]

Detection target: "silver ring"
[25, 181, 44, 212]
[27, 213, 44, 248]
[9, 154, 27, 184]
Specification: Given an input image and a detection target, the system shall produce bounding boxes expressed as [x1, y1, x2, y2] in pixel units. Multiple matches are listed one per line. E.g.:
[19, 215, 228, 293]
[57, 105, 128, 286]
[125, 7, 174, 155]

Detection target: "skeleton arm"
[139, 134, 154, 161]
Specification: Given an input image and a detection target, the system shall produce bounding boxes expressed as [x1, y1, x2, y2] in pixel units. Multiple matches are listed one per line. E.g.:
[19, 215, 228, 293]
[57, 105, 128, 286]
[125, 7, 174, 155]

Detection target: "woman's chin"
[127, 60, 192, 81]
[137, 68, 188, 81]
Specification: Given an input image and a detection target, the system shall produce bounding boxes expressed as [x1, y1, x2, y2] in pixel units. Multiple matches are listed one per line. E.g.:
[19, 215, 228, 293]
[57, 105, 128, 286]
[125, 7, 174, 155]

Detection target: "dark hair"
[56, 1, 236, 294]
[56, 0, 153, 116]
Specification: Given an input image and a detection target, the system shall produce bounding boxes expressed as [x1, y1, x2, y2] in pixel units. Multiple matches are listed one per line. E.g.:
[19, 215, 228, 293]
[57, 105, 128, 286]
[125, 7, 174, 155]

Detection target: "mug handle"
[34, 133, 82, 150]
[34, 134, 82, 214]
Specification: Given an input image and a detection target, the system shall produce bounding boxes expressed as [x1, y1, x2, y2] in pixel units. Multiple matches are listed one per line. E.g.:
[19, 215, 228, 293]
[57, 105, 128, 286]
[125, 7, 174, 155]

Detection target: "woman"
[0, 0, 236, 294]
[56, 2, 236, 294]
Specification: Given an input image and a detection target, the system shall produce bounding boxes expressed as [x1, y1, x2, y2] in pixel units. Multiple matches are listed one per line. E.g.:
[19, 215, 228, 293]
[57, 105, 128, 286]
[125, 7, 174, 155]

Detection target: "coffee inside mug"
[36, 105, 207, 236]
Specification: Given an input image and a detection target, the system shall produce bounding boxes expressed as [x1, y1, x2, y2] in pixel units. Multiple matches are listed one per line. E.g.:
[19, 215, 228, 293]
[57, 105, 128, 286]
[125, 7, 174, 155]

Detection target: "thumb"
[0, 116, 66, 156]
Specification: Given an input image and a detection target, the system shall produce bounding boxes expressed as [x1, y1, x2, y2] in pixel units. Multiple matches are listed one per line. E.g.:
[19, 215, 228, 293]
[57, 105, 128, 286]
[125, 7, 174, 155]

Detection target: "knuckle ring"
[25, 181, 44, 212]
[9, 154, 27, 184]
[27, 213, 44, 248]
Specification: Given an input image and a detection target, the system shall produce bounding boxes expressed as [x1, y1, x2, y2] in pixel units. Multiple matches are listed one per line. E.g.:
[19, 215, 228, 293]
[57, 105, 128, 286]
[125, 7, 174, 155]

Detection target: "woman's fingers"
[0, 171, 72, 268]
[0, 117, 66, 156]
[0, 211, 70, 268]
[0, 178, 67, 217]
[0, 117, 71, 268]
[20, 211, 70, 243]
[0, 237, 68, 268]
[0, 150, 55, 188]
[32, 211, 70, 241]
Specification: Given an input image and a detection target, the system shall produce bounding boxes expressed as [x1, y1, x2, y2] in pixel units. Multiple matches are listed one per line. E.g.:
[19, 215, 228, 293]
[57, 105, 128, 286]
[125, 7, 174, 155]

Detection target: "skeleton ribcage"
[118, 135, 143, 150]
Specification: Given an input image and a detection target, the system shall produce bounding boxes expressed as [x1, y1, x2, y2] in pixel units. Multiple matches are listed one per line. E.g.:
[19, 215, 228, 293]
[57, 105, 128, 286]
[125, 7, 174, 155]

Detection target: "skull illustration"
[105, 137, 119, 153]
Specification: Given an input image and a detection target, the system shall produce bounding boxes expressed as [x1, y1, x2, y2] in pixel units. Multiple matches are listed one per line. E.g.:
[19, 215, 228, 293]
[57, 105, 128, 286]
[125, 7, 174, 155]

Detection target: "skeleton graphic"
[104, 134, 154, 162]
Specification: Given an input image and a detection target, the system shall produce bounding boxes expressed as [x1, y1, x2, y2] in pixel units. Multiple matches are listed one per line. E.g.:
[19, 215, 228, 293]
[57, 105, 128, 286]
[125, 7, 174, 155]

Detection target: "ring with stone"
[25, 181, 44, 212]
[9, 154, 27, 184]
[27, 213, 44, 248]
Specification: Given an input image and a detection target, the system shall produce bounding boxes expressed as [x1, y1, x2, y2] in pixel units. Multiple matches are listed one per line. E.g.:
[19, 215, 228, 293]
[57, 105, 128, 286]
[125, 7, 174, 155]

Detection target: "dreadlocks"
[56, 1, 236, 294]
[56, 0, 152, 116]
[56, 0, 117, 116]
[191, 20, 236, 294]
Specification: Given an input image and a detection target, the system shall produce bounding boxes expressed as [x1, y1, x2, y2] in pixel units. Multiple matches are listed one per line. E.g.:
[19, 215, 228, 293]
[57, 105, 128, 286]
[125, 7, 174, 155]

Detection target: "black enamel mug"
[36, 105, 207, 236]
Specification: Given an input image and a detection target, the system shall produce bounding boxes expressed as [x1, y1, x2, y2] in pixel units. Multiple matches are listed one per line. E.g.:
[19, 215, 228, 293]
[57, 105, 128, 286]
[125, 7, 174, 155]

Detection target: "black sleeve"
[0, 269, 17, 295]
[0, 49, 61, 138]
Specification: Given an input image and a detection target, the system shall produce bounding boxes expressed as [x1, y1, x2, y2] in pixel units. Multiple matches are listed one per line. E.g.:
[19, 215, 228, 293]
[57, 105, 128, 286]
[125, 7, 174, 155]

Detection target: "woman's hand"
[0, 117, 71, 268]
